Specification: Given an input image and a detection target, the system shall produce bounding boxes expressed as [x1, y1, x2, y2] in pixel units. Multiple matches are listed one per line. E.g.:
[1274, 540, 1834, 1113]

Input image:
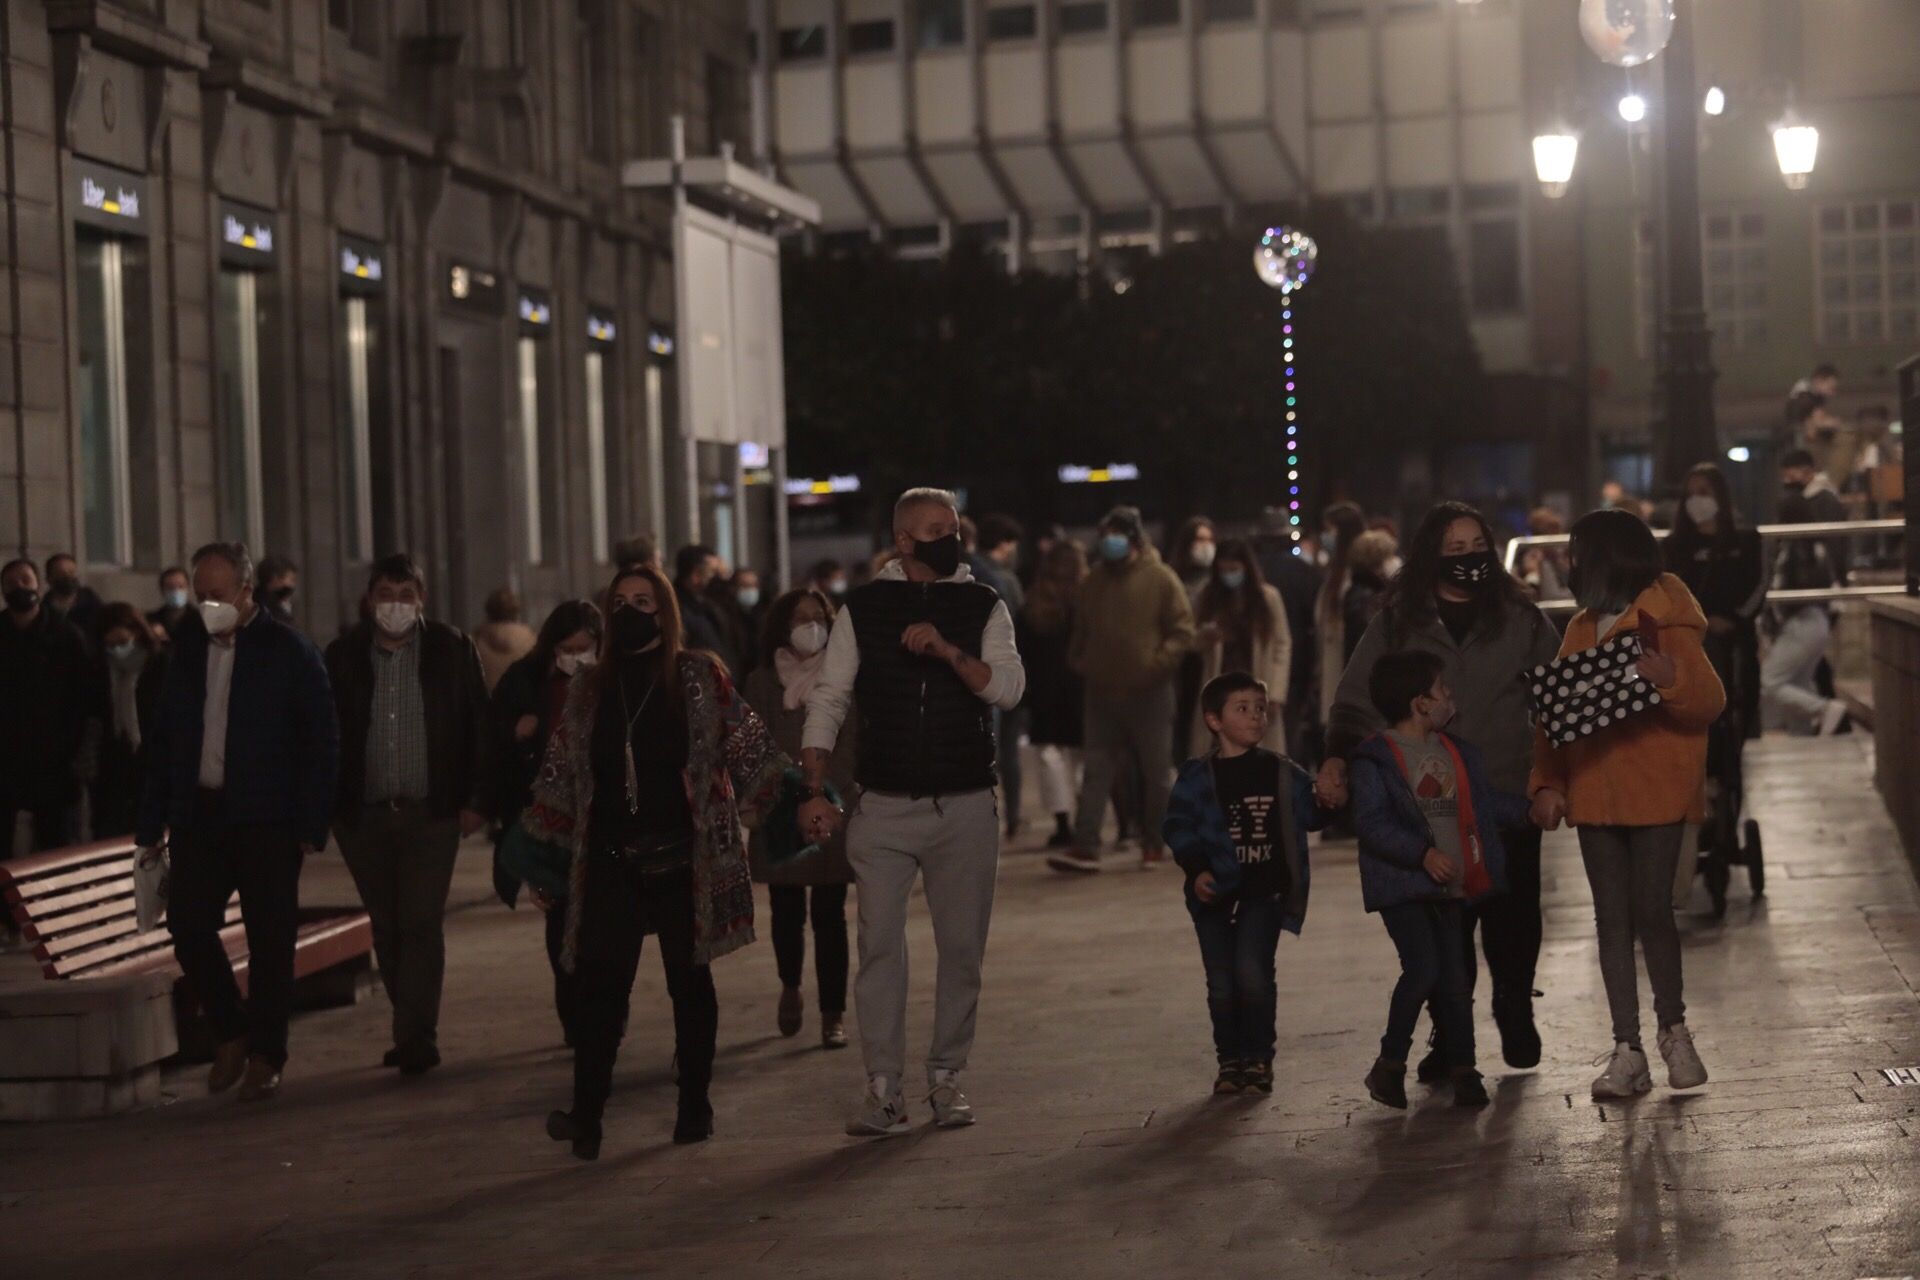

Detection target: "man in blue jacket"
[137, 542, 339, 1103]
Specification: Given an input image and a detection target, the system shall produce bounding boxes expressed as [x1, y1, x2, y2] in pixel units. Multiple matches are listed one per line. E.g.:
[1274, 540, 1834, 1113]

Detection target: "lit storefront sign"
[1058, 462, 1141, 484]
[219, 200, 277, 267]
[518, 288, 554, 332]
[739, 441, 770, 468]
[647, 329, 675, 357]
[339, 235, 385, 293]
[73, 159, 147, 235]
[784, 475, 861, 497]
[587, 309, 617, 345]
[446, 260, 503, 313]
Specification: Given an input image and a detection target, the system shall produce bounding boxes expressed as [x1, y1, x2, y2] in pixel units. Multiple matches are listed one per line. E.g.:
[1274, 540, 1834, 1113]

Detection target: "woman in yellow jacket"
[1530, 509, 1725, 1102]
[1187, 540, 1292, 756]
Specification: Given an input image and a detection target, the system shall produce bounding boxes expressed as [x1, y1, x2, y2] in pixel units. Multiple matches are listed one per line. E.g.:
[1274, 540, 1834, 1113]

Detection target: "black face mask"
[4, 587, 38, 615]
[913, 533, 963, 578]
[270, 587, 295, 615]
[1439, 550, 1500, 590]
[48, 577, 77, 598]
[610, 605, 662, 656]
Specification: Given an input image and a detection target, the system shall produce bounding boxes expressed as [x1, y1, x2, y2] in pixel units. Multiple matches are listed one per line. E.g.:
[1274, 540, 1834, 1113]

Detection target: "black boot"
[1451, 1067, 1490, 1108]
[547, 1109, 602, 1160]
[1492, 990, 1542, 1070]
[1046, 814, 1073, 848]
[1416, 1026, 1448, 1085]
[1364, 1058, 1408, 1110]
[674, 1093, 714, 1145]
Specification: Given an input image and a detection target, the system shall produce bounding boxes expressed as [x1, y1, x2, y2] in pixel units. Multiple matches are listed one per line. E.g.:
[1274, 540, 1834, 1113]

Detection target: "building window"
[777, 25, 827, 61]
[1061, 2, 1111, 34]
[706, 55, 743, 152]
[1817, 197, 1919, 346]
[847, 18, 897, 54]
[75, 234, 132, 567]
[516, 336, 563, 565]
[1388, 187, 1452, 219]
[338, 295, 377, 564]
[1704, 210, 1769, 348]
[1134, 0, 1182, 26]
[1202, 0, 1257, 21]
[579, 1, 615, 161]
[629, 8, 666, 158]
[915, 0, 967, 48]
[986, 4, 1038, 40]
[328, 0, 381, 55]
[1468, 218, 1522, 314]
[584, 350, 612, 565]
[215, 269, 267, 550]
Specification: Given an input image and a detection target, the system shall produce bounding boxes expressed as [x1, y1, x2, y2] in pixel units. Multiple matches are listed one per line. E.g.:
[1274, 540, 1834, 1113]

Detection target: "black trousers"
[1468, 824, 1546, 1004]
[572, 859, 715, 1124]
[543, 901, 579, 1045]
[768, 883, 849, 1014]
[166, 796, 304, 1067]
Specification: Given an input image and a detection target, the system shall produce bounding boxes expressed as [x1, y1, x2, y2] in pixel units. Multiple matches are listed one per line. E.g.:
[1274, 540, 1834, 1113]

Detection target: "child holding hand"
[1163, 672, 1326, 1096]
[1351, 651, 1532, 1109]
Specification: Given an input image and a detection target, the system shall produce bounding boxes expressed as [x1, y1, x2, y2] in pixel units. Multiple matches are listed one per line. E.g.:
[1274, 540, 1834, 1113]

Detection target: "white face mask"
[789, 621, 830, 657]
[1684, 495, 1720, 526]
[374, 601, 420, 636]
[555, 651, 595, 677]
[198, 600, 240, 636]
[1190, 541, 1217, 569]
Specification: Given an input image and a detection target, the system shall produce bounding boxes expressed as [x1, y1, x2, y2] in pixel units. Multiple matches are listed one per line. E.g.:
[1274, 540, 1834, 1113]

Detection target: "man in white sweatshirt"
[800, 487, 1025, 1137]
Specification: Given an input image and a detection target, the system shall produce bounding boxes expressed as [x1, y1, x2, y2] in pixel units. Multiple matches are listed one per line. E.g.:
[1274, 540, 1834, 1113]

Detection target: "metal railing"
[1503, 518, 1906, 616]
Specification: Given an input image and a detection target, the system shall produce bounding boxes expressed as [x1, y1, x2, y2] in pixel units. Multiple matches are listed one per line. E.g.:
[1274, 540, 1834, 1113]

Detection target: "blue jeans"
[1188, 892, 1286, 1064]
[1379, 900, 1474, 1068]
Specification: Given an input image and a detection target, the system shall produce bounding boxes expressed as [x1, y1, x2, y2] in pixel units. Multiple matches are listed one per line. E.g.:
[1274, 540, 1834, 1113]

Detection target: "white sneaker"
[1590, 1042, 1653, 1099]
[928, 1072, 975, 1129]
[1657, 1023, 1708, 1090]
[845, 1078, 912, 1138]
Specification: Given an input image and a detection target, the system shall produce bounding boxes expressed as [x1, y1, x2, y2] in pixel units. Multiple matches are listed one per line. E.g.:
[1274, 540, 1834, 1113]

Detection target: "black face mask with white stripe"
[1438, 550, 1499, 590]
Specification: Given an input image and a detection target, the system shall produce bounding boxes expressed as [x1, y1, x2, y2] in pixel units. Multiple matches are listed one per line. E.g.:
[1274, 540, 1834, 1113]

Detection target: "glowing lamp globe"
[1578, 0, 1674, 68]
[1254, 227, 1318, 294]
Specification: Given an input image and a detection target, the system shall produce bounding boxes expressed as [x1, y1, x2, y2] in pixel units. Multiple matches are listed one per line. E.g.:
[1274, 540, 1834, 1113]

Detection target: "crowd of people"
[0, 406, 1883, 1151]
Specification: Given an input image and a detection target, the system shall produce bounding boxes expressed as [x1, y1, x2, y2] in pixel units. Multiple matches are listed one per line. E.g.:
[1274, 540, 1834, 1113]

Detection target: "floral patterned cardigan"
[521, 650, 790, 969]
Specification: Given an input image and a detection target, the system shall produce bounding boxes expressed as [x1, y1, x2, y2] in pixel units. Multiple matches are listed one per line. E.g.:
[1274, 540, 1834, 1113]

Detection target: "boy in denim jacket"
[1164, 672, 1327, 1095]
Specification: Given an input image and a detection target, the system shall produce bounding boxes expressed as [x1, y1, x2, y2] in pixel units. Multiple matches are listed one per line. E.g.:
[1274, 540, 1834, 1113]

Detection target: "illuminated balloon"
[1254, 227, 1317, 294]
[1578, 0, 1674, 68]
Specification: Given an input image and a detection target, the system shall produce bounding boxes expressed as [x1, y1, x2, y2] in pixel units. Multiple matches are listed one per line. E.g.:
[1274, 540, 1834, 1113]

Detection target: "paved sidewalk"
[6, 736, 1919, 1278]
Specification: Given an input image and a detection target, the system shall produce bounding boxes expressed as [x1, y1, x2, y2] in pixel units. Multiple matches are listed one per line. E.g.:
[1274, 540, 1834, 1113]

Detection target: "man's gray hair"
[893, 487, 959, 531]
[190, 541, 255, 589]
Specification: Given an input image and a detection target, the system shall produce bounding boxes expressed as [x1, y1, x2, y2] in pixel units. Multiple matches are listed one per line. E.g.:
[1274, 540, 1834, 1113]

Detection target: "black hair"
[612, 533, 658, 571]
[1168, 515, 1216, 577]
[975, 514, 1024, 554]
[2, 558, 38, 586]
[1318, 501, 1368, 625]
[1779, 448, 1817, 471]
[1369, 650, 1447, 724]
[257, 554, 298, 586]
[158, 566, 188, 589]
[1671, 462, 1740, 548]
[675, 544, 718, 582]
[1812, 362, 1840, 380]
[190, 541, 254, 589]
[1195, 538, 1277, 642]
[1201, 670, 1267, 720]
[366, 552, 424, 593]
[44, 552, 77, 573]
[808, 557, 845, 582]
[1379, 500, 1529, 646]
[1567, 508, 1663, 614]
[758, 587, 835, 668]
[530, 598, 603, 675]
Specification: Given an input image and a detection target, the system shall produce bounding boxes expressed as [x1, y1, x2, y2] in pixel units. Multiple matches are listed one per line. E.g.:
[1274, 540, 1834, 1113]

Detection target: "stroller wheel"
[1744, 820, 1765, 896]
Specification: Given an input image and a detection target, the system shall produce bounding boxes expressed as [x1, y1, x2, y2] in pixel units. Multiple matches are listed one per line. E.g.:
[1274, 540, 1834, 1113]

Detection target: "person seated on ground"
[1163, 671, 1325, 1099]
[1353, 651, 1529, 1111]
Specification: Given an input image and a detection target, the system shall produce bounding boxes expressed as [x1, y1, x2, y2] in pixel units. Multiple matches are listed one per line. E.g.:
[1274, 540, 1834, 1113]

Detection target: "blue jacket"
[137, 608, 340, 851]
[1163, 748, 1325, 934]
[1350, 731, 1530, 914]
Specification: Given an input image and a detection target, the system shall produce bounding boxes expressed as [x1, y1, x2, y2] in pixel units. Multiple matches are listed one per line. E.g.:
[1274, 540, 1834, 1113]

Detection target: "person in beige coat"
[1188, 539, 1292, 756]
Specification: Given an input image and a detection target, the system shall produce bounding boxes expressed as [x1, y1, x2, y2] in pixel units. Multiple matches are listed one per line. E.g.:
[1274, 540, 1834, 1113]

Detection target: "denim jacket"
[1163, 747, 1326, 935]
[1350, 731, 1530, 914]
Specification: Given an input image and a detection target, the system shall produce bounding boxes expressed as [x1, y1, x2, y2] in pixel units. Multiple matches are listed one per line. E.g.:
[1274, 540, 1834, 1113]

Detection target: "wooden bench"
[0, 838, 372, 1014]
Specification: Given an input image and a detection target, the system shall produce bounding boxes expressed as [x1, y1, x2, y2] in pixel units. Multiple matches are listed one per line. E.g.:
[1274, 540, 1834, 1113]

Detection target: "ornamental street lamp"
[1772, 113, 1821, 190]
[1532, 130, 1580, 198]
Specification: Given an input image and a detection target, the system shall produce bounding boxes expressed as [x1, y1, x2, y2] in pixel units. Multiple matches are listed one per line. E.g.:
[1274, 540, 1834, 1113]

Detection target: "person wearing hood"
[325, 554, 490, 1077]
[1049, 505, 1195, 874]
[86, 603, 170, 839]
[475, 587, 539, 693]
[800, 487, 1026, 1137]
[0, 558, 88, 862]
[1530, 509, 1723, 1103]
[742, 587, 857, 1049]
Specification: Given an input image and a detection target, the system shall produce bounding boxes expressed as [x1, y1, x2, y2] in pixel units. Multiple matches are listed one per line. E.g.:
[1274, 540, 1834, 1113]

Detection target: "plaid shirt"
[365, 630, 429, 803]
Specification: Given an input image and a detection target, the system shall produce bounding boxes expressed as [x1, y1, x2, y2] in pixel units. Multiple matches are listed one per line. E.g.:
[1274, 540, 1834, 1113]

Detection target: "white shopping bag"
[133, 844, 170, 933]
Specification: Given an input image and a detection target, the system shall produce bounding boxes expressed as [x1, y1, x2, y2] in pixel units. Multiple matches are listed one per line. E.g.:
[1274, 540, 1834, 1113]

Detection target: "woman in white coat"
[1188, 539, 1293, 756]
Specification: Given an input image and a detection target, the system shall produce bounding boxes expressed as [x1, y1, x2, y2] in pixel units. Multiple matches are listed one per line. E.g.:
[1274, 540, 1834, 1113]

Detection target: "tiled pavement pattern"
[5, 737, 1919, 1278]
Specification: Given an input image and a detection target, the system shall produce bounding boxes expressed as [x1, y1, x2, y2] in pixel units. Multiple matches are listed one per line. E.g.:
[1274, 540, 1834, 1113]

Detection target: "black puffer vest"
[848, 577, 1000, 797]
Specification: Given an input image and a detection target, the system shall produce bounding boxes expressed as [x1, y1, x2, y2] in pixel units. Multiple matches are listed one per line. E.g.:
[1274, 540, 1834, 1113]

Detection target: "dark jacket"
[137, 608, 339, 850]
[1163, 748, 1323, 935]
[1350, 732, 1528, 914]
[1342, 569, 1389, 665]
[1253, 536, 1320, 716]
[325, 619, 489, 821]
[489, 649, 566, 827]
[677, 585, 739, 673]
[848, 577, 1000, 797]
[88, 648, 170, 839]
[0, 607, 90, 801]
[1664, 526, 1766, 627]
[1016, 607, 1082, 747]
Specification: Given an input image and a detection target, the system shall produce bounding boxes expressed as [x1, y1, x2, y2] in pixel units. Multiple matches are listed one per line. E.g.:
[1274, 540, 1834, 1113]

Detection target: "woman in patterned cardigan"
[523, 564, 789, 1159]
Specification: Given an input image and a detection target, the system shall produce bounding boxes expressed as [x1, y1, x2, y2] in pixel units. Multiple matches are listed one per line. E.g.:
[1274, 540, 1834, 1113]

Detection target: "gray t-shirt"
[1387, 730, 1464, 898]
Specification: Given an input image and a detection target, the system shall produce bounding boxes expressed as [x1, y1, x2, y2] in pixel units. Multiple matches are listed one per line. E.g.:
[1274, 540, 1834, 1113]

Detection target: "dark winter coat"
[1350, 732, 1528, 914]
[325, 620, 490, 821]
[0, 607, 89, 803]
[1016, 608, 1083, 747]
[1163, 748, 1324, 935]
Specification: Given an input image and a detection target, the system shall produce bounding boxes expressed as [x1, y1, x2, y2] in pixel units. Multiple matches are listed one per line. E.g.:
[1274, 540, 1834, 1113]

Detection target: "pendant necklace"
[617, 670, 659, 815]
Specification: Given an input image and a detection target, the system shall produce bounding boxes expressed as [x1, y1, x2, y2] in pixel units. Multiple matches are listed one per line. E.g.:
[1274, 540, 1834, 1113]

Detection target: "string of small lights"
[1254, 227, 1318, 550]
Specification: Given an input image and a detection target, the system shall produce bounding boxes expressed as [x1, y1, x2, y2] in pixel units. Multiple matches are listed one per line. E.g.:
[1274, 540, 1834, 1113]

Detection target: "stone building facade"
[0, 0, 755, 632]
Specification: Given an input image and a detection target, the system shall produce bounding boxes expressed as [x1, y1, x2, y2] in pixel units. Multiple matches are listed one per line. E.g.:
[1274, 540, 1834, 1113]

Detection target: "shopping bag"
[1528, 628, 1664, 746]
[133, 844, 170, 933]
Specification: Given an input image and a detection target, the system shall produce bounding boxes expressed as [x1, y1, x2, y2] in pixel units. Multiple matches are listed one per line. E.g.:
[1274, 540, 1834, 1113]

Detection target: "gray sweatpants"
[846, 788, 999, 1086]
[1577, 823, 1688, 1045]
[1073, 681, 1176, 854]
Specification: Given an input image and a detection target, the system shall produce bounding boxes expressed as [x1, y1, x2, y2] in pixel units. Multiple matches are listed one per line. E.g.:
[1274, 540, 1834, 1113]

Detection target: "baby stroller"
[1696, 628, 1764, 917]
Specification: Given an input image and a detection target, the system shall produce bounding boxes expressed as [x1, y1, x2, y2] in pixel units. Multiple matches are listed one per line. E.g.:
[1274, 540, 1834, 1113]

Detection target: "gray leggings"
[1577, 823, 1688, 1046]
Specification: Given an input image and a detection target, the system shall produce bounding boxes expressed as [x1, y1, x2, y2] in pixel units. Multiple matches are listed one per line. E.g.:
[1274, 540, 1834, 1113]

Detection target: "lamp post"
[1541, 1, 1822, 496]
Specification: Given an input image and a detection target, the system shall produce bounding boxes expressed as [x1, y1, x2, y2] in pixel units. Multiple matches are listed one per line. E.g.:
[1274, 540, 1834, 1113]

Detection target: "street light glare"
[1703, 85, 1727, 116]
[1618, 94, 1649, 124]
[1773, 119, 1820, 189]
[1532, 132, 1580, 197]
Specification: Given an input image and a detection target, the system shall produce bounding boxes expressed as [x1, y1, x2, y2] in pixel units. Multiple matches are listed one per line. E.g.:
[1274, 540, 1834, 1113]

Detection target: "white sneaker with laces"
[845, 1076, 912, 1138]
[1657, 1023, 1708, 1090]
[1590, 1042, 1653, 1099]
[928, 1070, 975, 1129]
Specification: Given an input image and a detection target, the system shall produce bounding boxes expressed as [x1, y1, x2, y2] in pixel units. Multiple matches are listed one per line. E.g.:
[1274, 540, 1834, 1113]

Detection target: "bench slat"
[38, 900, 244, 974]
[2, 854, 139, 902]
[0, 839, 139, 884]
[12, 875, 138, 921]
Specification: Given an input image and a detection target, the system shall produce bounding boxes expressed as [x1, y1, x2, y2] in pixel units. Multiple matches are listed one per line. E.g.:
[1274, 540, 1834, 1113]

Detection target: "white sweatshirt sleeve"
[977, 600, 1026, 710]
[801, 605, 861, 754]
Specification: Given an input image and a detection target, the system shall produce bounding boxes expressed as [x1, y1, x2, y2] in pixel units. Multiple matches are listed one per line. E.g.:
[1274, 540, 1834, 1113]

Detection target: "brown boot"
[237, 1056, 282, 1102]
[207, 1037, 249, 1094]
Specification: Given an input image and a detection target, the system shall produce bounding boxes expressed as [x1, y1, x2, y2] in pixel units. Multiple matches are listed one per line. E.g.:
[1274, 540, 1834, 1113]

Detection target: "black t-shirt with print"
[1212, 749, 1290, 900]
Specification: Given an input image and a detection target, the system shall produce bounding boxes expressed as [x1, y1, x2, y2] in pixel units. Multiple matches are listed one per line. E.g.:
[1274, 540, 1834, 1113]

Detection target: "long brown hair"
[758, 587, 834, 668]
[1318, 501, 1368, 624]
[1023, 539, 1088, 635]
[601, 564, 691, 711]
[1196, 538, 1277, 642]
